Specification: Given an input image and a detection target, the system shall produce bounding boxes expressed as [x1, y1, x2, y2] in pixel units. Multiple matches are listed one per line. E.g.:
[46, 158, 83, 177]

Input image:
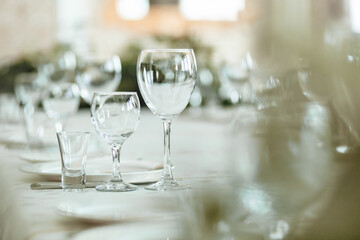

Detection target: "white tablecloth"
[0, 108, 232, 240]
[1, 104, 352, 239]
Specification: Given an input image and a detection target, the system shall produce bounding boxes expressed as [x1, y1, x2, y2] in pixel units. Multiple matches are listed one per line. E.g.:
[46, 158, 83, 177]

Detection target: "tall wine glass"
[90, 92, 140, 192]
[137, 49, 197, 191]
[76, 55, 122, 104]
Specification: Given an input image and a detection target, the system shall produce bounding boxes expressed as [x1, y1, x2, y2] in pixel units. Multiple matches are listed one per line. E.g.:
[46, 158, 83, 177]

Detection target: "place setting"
[3, 1, 360, 239]
[19, 49, 197, 196]
[7, 49, 198, 240]
[21, 49, 198, 238]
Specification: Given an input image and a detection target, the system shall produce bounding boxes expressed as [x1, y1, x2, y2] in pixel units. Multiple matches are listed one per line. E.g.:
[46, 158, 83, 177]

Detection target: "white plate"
[0, 132, 25, 146]
[19, 148, 65, 162]
[57, 201, 177, 224]
[72, 221, 179, 240]
[18, 135, 109, 162]
[0, 131, 57, 148]
[20, 159, 163, 183]
[18, 147, 107, 162]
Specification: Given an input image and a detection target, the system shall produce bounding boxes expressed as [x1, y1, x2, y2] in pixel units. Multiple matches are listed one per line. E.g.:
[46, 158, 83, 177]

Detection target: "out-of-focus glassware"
[137, 49, 197, 191]
[57, 131, 90, 191]
[250, 70, 284, 110]
[14, 72, 45, 108]
[229, 103, 335, 239]
[218, 53, 257, 105]
[196, 68, 215, 106]
[42, 51, 77, 84]
[42, 82, 80, 132]
[23, 105, 48, 148]
[76, 55, 122, 104]
[90, 92, 140, 192]
[297, 68, 331, 103]
[14, 73, 47, 146]
[0, 93, 21, 123]
[297, 61, 359, 154]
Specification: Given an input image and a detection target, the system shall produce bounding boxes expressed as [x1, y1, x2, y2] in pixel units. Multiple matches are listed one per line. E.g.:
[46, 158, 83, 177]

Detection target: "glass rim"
[56, 131, 91, 136]
[139, 49, 194, 53]
[93, 91, 138, 96]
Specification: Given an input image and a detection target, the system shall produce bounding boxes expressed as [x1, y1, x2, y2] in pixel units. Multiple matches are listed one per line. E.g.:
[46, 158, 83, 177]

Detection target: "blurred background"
[0, 0, 359, 108]
[0, 0, 251, 105]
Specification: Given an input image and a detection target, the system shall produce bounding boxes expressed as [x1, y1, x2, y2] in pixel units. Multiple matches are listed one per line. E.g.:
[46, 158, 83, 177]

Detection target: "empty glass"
[42, 51, 77, 84]
[76, 55, 122, 104]
[90, 92, 140, 192]
[42, 82, 80, 132]
[0, 93, 21, 123]
[57, 131, 90, 191]
[230, 104, 334, 239]
[24, 105, 47, 148]
[219, 53, 256, 104]
[14, 72, 45, 108]
[250, 70, 284, 110]
[137, 49, 197, 191]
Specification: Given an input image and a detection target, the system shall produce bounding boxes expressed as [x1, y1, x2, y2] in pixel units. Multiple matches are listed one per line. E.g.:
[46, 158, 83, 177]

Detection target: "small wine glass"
[90, 92, 140, 192]
[137, 49, 197, 191]
[76, 55, 122, 104]
[42, 82, 80, 132]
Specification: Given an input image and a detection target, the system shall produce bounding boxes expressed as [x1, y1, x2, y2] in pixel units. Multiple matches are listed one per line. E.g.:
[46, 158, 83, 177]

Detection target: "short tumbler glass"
[56, 131, 90, 191]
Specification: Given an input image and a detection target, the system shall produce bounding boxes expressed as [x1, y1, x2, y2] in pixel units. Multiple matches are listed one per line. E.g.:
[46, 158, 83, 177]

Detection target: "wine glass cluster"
[90, 49, 197, 192]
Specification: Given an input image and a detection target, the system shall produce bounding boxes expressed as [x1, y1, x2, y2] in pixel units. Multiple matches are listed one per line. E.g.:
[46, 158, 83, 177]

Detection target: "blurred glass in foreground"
[229, 104, 335, 239]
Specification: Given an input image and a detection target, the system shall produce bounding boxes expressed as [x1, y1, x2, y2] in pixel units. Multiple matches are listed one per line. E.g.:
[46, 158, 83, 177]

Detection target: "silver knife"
[30, 182, 103, 190]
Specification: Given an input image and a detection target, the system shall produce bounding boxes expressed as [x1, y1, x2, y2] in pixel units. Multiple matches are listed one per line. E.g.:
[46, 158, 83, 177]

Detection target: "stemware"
[15, 73, 47, 147]
[297, 66, 358, 154]
[76, 55, 122, 104]
[230, 105, 334, 239]
[90, 92, 140, 192]
[219, 52, 256, 105]
[137, 49, 197, 191]
[42, 51, 77, 84]
[250, 70, 284, 110]
[15, 72, 45, 108]
[42, 82, 80, 132]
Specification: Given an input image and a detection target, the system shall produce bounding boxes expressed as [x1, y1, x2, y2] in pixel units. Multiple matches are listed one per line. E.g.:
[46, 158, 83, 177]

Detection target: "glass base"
[145, 178, 190, 191]
[95, 182, 138, 192]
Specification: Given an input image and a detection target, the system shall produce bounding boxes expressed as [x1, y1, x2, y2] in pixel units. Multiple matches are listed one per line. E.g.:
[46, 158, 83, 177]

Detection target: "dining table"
[0, 103, 352, 239]
[0, 105, 237, 240]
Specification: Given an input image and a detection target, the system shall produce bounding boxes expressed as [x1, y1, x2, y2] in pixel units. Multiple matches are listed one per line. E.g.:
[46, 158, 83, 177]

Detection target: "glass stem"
[111, 144, 123, 183]
[162, 119, 173, 181]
